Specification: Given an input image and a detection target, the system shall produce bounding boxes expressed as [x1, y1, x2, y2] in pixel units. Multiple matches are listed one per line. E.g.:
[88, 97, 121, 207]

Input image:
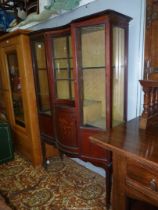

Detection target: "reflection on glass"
[0, 70, 2, 90]
[35, 42, 46, 69]
[80, 25, 106, 129]
[34, 41, 51, 115]
[7, 51, 25, 127]
[53, 35, 74, 100]
[0, 91, 7, 121]
[56, 81, 70, 99]
[112, 27, 125, 126]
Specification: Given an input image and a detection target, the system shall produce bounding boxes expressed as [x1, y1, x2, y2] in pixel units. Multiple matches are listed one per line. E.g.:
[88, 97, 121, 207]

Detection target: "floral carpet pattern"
[0, 154, 107, 210]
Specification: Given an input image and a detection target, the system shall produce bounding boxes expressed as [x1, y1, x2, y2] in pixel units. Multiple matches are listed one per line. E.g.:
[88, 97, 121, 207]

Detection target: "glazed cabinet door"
[30, 35, 55, 144]
[71, 13, 130, 163]
[46, 28, 79, 156]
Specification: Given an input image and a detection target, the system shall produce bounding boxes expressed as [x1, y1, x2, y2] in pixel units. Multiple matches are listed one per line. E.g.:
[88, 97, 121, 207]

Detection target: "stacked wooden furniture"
[0, 30, 42, 166]
[29, 10, 131, 208]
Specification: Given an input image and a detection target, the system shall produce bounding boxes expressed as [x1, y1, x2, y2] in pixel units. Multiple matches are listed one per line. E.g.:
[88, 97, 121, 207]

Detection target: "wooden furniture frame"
[90, 117, 158, 210]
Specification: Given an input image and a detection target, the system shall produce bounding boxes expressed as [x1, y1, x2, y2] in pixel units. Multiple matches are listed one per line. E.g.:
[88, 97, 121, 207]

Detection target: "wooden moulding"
[139, 79, 158, 129]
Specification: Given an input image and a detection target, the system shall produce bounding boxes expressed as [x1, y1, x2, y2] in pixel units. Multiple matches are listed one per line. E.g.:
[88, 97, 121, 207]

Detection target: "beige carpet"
[0, 153, 107, 210]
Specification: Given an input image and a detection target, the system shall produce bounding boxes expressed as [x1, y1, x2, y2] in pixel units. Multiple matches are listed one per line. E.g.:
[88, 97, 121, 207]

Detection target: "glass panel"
[70, 70, 73, 79]
[81, 26, 105, 68]
[56, 81, 70, 99]
[35, 42, 46, 69]
[80, 25, 106, 129]
[7, 51, 25, 127]
[56, 69, 68, 79]
[53, 37, 67, 58]
[38, 70, 51, 114]
[53, 35, 74, 101]
[112, 27, 125, 126]
[54, 58, 73, 69]
[0, 91, 7, 121]
[34, 41, 51, 115]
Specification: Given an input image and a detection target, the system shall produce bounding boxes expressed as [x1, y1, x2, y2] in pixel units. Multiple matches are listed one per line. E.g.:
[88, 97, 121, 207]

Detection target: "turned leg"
[59, 150, 64, 160]
[106, 166, 112, 210]
[41, 140, 47, 168]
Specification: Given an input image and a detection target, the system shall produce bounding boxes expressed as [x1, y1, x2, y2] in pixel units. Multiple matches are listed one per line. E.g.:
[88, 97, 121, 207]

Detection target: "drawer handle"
[150, 179, 157, 191]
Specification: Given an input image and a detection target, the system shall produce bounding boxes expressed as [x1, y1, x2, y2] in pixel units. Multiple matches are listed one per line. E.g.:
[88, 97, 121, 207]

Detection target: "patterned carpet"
[0, 153, 107, 210]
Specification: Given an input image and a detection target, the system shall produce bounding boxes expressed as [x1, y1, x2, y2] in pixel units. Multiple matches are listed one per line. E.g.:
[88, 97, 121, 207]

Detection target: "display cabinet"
[71, 11, 131, 208]
[30, 32, 56, 166]
[29, 10, 131, 208]
[0, 30, 42, 166]
[30, 27, 78, 161]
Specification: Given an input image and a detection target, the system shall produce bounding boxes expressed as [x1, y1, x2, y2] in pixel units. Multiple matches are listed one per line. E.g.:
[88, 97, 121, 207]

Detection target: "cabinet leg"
[59, 150, 64, 160]
[106, 167, 112, 210]
[41, 141, 47, 168]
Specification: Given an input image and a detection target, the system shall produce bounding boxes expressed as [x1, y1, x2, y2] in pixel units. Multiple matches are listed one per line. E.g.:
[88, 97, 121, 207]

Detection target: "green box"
[0, 122, 14, 164]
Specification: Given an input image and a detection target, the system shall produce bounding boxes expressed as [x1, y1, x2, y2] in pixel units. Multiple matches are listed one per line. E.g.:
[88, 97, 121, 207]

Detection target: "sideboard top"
[90, 117, 158, 165]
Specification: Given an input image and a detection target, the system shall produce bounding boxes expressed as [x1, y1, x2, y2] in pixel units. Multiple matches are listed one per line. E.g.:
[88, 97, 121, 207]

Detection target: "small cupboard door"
[55, 106, 79, 154]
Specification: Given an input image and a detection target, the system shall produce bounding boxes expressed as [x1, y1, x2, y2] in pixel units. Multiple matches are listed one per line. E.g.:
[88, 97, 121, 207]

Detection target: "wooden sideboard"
[90, 117, 158, 210]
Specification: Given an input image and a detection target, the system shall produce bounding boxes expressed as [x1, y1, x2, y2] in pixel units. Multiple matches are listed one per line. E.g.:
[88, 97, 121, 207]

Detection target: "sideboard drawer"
[126, 159, 158, 193]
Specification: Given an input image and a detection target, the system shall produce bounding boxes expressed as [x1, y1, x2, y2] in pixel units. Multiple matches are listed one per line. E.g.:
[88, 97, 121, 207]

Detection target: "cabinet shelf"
[55, 79, 74, 81]
[82, 66, 105, 70]
[54, 67, 73, 71]
[54, 57, 73, 60]
[29, 12, 131, 205]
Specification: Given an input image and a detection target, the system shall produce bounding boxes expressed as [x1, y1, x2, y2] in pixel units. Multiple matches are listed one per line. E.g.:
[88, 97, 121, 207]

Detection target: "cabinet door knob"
[150, 179, 157, 191]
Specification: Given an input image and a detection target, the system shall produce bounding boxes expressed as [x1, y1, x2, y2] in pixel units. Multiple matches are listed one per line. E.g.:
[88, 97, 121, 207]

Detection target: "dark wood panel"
[55, 106, 79, 155]
[39, 114, 54, 138]
[80, 128, 111, 165]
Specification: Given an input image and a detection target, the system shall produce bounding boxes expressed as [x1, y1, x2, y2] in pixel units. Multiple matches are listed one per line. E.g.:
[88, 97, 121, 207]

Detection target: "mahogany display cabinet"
[29, 10, 131, 208]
